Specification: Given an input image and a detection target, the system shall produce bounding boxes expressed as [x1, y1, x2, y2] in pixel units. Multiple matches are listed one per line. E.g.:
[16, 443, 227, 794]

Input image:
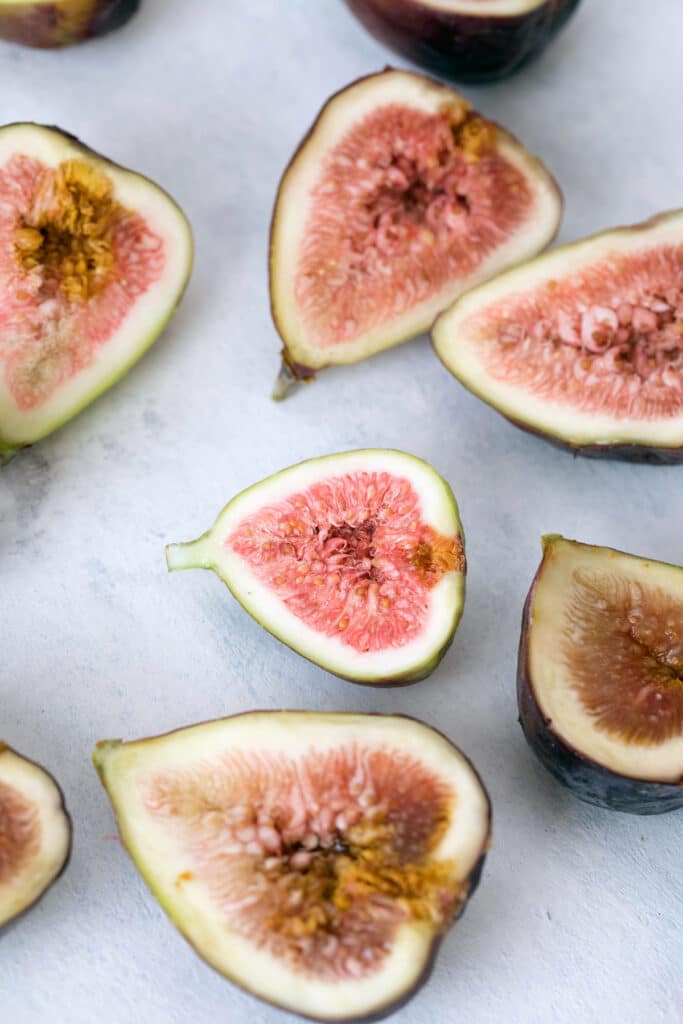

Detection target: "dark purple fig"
[433, 209, 683, 462]
[0, 0, 139, 48]
[344, 0, 583, 84]
[518, 536, 683, 816]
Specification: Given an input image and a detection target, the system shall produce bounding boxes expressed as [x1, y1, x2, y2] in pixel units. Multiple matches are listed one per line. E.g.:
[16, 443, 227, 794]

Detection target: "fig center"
[0, 781, 41, 887]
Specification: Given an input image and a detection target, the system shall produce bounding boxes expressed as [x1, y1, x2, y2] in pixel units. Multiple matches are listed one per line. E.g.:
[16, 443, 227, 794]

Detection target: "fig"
[344, 0, 582, 84]
[270, 69, 562, 396]
[166, 449, 466, 685]
[518, 536, 683, 815]
[0, 0, 138, 48]
[0, 123, 193, 464]
[93, 711, 491, 1022]
[433, 209, 683, 462]
[0, 743, 71, 928]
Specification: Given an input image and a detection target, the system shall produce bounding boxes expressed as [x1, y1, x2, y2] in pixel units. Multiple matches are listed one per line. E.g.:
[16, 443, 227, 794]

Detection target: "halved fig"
[270, 69, 562, 396]
[0, 0, 138, 48]
[433, 210, 683, 462]
[344, 0, 583, 84]
[93, 711, 491, 1022]
[0, 743, 71, 928]
[518, 536, 683, 814]
[166, 450, 466, 685]
[0, 123, 193, 464]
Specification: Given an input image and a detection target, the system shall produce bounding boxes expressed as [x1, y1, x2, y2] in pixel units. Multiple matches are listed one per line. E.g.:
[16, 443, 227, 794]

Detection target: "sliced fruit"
[270, 68, 562, 396]
[518, 536, 683, 814]
[433, 209, 683, 462]
[93, 711, 491, 1022]
[0, 123, 193, 463]
[0, 743, 71, 927]
[0, 0, 138, 48]
[166, 449, 466, 685]
[344, 0, 582, 84]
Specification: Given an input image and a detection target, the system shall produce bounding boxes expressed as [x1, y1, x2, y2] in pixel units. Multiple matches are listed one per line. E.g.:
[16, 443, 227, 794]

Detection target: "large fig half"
[433, 210, 683, 462]
[93, 711, 491, 1022]
[0, 123, 193, 464]
[344, 0, 582, 84]
[166, 450, 466, 685]
[518, 536, 683, 815]
[270, 69, 562, 395]
[0, 0, 138, 48]
[0, 743, 71, 928]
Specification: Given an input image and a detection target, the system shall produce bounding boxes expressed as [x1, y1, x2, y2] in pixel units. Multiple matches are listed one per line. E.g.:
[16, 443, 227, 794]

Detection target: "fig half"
[0, 123, 193, 465]
[0, 0, 138, 48]
[433, 210, 683, 462]
[93, 711, 491, 1022]
[344, 0, 582, 84]
[166, 449, 466, 685]
[270, 69, 562, 396]
[0, 743, 71, 928]
[518, 536, 683, 815]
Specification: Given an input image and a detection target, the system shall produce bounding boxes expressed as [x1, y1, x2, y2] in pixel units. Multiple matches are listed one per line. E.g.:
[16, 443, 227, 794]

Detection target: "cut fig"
[344, 0, 583, 84]
[270, 69, 562, 395]
[0, 0, 138, 48]
[518, 536, 683, 814]
[0, 743, 71, 928]
[433, 209, 683, 462]
[0, 123, 193, 464]
[93, 711, 491, 1022]
[166, 449, 466, 685]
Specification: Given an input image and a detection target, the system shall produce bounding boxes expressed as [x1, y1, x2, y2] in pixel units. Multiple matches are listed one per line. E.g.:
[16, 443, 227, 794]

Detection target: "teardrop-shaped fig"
[0, 0, 138, 48]
[518, 536, 683, 815]
[433, 209, 683, 462]
[0, 743, 71, 928]
[270, 69, 562, 396]
[0, 123, 193, 465]
[344, 0, 582, 84]
[93, 711, 491, 1022]
[166, 450, 466, 685]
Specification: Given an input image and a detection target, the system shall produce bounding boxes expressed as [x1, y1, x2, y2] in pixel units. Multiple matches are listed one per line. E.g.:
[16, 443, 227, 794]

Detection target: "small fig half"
[433, 210, 683, 462]
[0, 123, 193, 464]
[518, 536, 683, 815]
[0, 743, 71, 928]
[270, 69, 561, 395]
[344, 0, 583, 84]
[0, 0, 138, 48]
[166, 449, 466, 685]
[93, 711, 491, 1022]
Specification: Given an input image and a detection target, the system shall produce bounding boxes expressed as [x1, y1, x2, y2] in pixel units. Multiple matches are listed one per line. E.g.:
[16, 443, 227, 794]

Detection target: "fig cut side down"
[433, 209, 683, 462]
[270, 69, 562, 397]
[0, 743, 71, 928]
[0, 0, 139, 48]
[344, 0, 583, 85]
[518, 536, 683, 815]
[93, 711, 491, 1022]
[0, 123, 193, 465]
[166, 449, 466, 686]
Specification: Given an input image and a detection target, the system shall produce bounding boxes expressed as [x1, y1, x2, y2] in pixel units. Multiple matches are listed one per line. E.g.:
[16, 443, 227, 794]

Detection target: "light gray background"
[1, 1, 682, 1021]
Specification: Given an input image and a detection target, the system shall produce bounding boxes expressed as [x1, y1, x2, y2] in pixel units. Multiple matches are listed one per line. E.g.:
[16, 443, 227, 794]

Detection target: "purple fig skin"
[0, 0, 139, 48]
[504, 413, 683, 465]
[517, 570, 683, 816]
[344, 0, 582, 84]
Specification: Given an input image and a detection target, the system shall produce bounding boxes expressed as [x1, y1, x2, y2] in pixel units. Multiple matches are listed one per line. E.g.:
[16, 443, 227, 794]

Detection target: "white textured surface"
[1, 1, 682, 1021]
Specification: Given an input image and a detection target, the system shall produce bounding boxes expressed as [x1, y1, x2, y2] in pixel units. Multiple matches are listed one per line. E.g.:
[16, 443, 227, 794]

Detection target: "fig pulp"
[0, 0, 138, 47]
[0, 743, 71, 927]
[433, 209, 683, 462]
[93, 711, 491, 1022]
[344, 0, 582, 84]
[166, 450, 466, 685]
[270, 69, 562, 396]
[518, 536, 683, 814]
[0, 124, 193, 464]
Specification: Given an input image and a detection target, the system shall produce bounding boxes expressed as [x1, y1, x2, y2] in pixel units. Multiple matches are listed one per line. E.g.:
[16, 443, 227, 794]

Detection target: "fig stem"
[165, 534, 214, 572]
[271, 360, 299, 401]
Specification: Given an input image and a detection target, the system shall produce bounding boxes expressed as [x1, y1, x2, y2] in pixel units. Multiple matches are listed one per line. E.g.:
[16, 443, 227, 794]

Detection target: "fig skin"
[0, 0, 139, 48]
[344, 0, 583, 84]
[517, 548, 683, 816]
